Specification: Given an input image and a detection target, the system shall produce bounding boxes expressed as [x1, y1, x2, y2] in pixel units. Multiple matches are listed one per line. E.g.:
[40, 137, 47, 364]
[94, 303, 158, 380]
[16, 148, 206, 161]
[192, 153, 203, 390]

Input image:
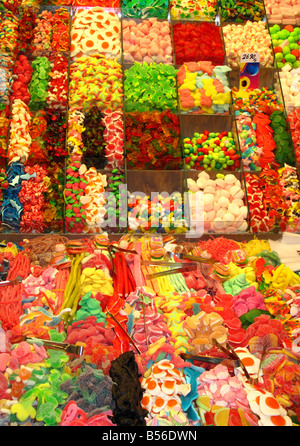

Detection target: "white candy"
[187, 178, 199, 192]
[231, 198, 244, 207]
[214, 202, 221, 212]
[204, 185, 216, 194]
[224, 174, 236, 184]
[230, 185, 240, 197]
[215, 178, 226, 188]
[216, 208, 226, 219]
[219, 189, 230, 199]
[197, 177, 208, 189]
[219, 196, 230, 208]
[223, 212, 235, 223]
[206, 210, 216, 221]
[213, 218, 225, 230]
[198, 171, 210, 181]
[238, 221, 248, 232]
[204, 193, 214, 211]
[228, 203, 240, 216]
[240, 205, 248, 219]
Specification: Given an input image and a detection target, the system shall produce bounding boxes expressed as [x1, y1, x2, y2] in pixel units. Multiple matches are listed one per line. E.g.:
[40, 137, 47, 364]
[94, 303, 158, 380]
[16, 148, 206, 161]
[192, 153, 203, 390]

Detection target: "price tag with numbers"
[239, 53, 260, 90]
[240, 53, 260, 63]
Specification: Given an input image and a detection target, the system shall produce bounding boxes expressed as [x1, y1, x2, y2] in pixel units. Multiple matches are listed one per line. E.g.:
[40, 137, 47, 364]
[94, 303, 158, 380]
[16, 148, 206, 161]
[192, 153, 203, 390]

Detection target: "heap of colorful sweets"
[173, 22, 225, 66]
[177, 61, 231, 114]
[265, 0, 300, 24]
[123, 18, 173, 65]
[183, 130, 240, 171]
[218, 0, 265, 22]
[0, 234, 299, 426]
[122, 0, 169, 19]
[170, 0, 218, 20]
[270, 24, 300, 70]
[125, 110, 182, 170]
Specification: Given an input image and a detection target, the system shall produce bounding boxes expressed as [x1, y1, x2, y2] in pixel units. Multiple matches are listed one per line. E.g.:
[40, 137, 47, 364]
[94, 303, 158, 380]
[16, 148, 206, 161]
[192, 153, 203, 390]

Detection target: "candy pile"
[278, 164, 300, 232]
[170, 0, 218, 20]
[125, 110, 182, 170]
[288, 109, 300, 165]
[235, 111, 260, 171]
[177, 61, 231, 114]
[187, 171, 248, 233]
[122, 0, 169, 19]
[183, 311, 228, 353]
[183, 130, 240, 171]
[232, 87, 284, 115]
[128, 192, 188, 233]
[70, 8, 121, 60]
[173, 22, 225, 66]
[265, 0, 300, 24]
[124, 62, 178, 112]
[245, 169, 289, 232]
[123, 18, 173, 65]
[0, 233, 298, 426]
[279, 64, 300, 113]
[270, 24, 300, 69]
[218, 0, 265, 22]
[223, 21, 273, 68]
[68, 55, 123, 111]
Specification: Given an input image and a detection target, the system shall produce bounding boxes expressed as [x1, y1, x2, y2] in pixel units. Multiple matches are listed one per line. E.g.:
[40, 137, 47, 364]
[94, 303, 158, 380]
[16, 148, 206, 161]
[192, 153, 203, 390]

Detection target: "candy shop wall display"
[170, 0, 218, 21]
[180, 114, 241, 171]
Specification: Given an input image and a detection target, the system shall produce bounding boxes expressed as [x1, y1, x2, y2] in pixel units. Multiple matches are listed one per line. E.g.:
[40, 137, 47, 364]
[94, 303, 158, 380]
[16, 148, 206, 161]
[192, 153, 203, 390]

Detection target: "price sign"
[239, 53, 260, 90]
[240, 53, 260, 63]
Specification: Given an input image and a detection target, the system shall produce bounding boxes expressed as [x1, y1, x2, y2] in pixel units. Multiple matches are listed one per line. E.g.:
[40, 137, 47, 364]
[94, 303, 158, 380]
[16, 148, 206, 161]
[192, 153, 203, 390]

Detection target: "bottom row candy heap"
[0, 234, 300, 426]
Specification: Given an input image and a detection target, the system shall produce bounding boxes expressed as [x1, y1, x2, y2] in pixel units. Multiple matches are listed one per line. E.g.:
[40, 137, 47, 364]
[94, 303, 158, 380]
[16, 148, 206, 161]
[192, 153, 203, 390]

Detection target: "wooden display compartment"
[126, 169, 189, 233]
[184, 169, 251, 234]
[69, 6, 122, 65]
[21, 4, 72, 62]
[121, 17, 175, 69]
[217, 0, 266, 23]
[124, 109, 183, 171]
[170, 19, 226, 68]
[180, 113, 242, 171]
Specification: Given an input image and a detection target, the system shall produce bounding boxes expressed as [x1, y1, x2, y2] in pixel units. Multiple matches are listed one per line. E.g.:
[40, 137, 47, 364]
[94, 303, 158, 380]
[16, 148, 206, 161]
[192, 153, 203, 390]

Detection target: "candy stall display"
[0, 0, 300, 429]
[0, 234, 299, 427]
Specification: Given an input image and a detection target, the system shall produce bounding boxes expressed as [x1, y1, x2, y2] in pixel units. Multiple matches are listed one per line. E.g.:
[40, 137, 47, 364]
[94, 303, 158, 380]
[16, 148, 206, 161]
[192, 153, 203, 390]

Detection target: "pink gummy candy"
[0, 353, 11, 372]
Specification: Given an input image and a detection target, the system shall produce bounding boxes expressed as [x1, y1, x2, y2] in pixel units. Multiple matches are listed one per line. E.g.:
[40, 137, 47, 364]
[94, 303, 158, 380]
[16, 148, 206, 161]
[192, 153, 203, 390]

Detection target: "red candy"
[10, 55, 33, 104]
[173, 22, 225, 66]
[288, 109, 300, 165]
